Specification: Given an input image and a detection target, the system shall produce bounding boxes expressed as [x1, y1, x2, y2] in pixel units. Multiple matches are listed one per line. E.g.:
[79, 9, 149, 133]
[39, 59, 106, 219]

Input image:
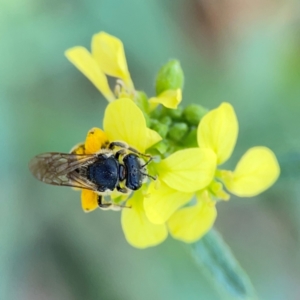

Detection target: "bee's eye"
[119, 164, 126, 181]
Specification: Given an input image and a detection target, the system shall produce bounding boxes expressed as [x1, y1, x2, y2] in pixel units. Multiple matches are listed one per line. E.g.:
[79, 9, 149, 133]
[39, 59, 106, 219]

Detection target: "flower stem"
[190, 228, 257, 299]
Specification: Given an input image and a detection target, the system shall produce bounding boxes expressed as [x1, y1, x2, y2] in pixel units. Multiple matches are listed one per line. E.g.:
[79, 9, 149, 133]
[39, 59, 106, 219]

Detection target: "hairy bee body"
[29, 141, 154, 209]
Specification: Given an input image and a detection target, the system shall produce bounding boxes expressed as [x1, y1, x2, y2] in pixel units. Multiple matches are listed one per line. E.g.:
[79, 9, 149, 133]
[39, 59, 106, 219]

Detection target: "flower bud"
[161, 106, 183, 121]
[135, 91, 149, 114]
[182, 128, 198, 147]
[168, 122, 188, 142]
[159, 116, 172, 126]
[183, 104, 208, 126]
[135, 91, 151, 126]
[154, 140, 170, 155]
[150, 119, 169, 138]
[155, 60, 184, 95]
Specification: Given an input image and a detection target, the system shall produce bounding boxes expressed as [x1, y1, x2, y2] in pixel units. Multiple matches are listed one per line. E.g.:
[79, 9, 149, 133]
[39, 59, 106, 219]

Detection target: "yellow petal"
[81, 189, 98, 212]
[65, 47, 115, 102]
[145, 128, 162, 150]
[92, 32, 134, 90]
[84, 127, 109, 154]
[221, 147, 280, 197]
[121, 190, 168, 248]
[197, 102, 238, 165]
[157, 148, 217, 193]
[149, 89, 182, 109]
[103, 98, 147, 152]
[168, 192, 217, 243]
[144, 182, 193, 224]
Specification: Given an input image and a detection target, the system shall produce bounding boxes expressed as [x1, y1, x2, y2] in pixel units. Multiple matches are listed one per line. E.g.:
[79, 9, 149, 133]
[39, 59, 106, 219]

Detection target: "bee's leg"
[116, 185, 128, 194]
[115, 149, 126, 160]
[109, 141, 151, 158]
[97, 195, 112, 210]
[97, 195, 131, 210]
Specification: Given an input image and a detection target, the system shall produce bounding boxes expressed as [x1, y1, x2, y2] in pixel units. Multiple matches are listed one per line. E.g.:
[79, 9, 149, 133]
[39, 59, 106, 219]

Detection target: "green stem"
[190, 229, 257, 300]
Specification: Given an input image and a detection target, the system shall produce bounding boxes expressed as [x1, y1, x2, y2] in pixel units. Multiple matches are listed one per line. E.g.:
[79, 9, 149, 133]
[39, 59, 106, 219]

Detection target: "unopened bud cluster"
[134, 59, 208, 156]
[148, 104, 208, 156]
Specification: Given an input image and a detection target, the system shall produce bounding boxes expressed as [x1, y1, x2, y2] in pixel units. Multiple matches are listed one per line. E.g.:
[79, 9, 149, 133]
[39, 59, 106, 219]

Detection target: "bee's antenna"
[141, 156, 153, 168]
[141, 172, 157, 181]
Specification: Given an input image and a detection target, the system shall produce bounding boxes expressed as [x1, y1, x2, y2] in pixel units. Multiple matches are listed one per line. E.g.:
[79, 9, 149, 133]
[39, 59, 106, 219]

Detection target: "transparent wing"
[29, 152, 98, 190]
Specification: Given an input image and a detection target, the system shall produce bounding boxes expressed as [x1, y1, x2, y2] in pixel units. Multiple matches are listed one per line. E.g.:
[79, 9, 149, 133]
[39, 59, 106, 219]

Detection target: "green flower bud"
[150, 105, 163, 119]
[144, 114, 151, 127]
[150, 119, 168, 138]
[182, 128, 198, 147]
[159, 116, 172, 126]
[161, 106, 183, 121]
[183, 104, 208, 126]
[168, 122, 188, 142]
[155, 60, 184, 95]
[135, 91, 151, 126]
[135, 91, 149, 113]
[153, 140, 170, 155]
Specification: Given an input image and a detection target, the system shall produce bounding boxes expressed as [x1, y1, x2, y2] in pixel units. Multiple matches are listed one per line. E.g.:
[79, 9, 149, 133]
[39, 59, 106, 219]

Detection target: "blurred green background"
[1, 0, 300, 299]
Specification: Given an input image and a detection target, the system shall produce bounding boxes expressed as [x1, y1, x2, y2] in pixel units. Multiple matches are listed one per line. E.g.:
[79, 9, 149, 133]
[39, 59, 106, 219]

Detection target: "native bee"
[29, 141, 155, 210]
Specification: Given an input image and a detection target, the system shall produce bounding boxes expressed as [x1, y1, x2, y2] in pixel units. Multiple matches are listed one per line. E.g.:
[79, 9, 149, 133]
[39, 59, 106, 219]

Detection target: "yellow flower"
[143, 148, 217, 242]
[65, 32, 132, 102]
[145, 102, 280, 243]
[144, 147, 217, 222]
[65, 32, 181, 109]
[113, 99, 217, 248]
[197, 103, 280, 198]
[70, 97, 218, 248]
[143, 144, 217, 244]
[123, 144, 217, 248]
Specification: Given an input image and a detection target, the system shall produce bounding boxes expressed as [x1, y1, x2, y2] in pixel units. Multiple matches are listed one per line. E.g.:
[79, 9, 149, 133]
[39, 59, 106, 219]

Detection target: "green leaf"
[191, 229, 256, 300]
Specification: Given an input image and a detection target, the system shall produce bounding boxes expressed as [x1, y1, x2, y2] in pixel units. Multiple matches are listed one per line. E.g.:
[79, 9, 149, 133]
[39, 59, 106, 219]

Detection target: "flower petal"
[145, 128, 162, 150]
[92, 32, 134, 90]
[157, 148, 217, 192]
[144, 182, 193, 224]
[168, 192, 217, 243]
[149, 89, 182, 109]
[103, 98, 147, 152]
[221, 147, 280, 197]
[84, 127, 109, 154]
[81, 189, 98, 212]
[121, 190, 168, 248]
[197, 102, 238, 165]
[65, 47, 115, 102]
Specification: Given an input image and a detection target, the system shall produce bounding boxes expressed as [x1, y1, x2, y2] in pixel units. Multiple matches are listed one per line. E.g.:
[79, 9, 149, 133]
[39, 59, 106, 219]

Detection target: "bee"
[29, 141, 155, 210]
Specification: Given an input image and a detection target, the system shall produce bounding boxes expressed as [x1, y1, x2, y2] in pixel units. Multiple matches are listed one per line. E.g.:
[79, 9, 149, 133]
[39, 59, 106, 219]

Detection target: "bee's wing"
[29, 152, 98, 190]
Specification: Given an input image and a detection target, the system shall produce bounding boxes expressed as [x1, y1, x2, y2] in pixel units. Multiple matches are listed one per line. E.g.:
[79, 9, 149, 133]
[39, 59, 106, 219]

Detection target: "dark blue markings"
[87, 155, 119, 192]
[123, 154, 143, 190]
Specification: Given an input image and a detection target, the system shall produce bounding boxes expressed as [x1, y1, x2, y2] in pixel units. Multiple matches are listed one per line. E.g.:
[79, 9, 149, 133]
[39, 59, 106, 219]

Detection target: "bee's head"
[123, 154, 156, 190]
